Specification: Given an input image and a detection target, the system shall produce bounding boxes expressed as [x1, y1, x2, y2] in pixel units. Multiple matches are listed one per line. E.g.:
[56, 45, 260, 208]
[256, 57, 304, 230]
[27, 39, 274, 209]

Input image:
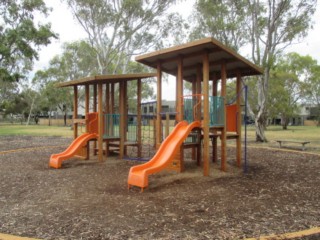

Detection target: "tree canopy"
[64, 0, 179, 75]
[0, 0, 57, 82]
[191, 0, 317, 141]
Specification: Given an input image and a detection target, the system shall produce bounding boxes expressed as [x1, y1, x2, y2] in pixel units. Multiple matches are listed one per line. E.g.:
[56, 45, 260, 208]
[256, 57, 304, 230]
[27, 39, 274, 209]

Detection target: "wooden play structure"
[50, 37, 263, 190]
[133, 37, 263, 177]
[49, 73, 157, 168]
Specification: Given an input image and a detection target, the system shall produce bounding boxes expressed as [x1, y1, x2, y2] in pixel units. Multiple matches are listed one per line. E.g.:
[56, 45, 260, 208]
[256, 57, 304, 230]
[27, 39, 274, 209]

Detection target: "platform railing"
[183, 94, 203, 123]
[103, 114, 120, 138]
[209, 96, 224, 127]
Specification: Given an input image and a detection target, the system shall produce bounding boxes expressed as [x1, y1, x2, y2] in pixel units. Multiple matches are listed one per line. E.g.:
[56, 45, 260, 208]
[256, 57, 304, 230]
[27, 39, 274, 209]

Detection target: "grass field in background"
[0, 124, 319, 141]
[0, 124, 73, 137]
[246, 125, 320, 142]
[0, 124, 319, 152]
[245, 125, 320, 153]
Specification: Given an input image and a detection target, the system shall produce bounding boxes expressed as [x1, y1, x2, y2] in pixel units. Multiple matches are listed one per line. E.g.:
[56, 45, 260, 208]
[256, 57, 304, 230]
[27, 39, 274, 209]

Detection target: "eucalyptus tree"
[191, 0, 317, 141]
[0, 0, 57, 82]
[268, 71, 301, 130]
[298, 55, 320, 125]
[63, 0, 179, 74]
[32, 41, 97, 125]
[190, 0, 248, 51]
[268, 53, 320, 129]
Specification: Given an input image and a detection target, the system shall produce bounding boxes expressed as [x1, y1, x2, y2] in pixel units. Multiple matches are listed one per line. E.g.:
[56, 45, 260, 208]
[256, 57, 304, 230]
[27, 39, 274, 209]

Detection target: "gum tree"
[64, 0, 179, 74]
[0, 0, 57, 82]
[191, 0, 317, 141]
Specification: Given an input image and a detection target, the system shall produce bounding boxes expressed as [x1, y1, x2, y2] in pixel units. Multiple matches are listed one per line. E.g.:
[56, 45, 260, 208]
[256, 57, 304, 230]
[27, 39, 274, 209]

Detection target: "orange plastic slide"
[128, 120, 201, 191]
[49, 132, 97, 169]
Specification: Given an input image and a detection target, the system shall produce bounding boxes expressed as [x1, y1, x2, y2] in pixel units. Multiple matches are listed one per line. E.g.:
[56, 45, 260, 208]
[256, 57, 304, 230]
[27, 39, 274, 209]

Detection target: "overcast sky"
[35, 1, 320, 100]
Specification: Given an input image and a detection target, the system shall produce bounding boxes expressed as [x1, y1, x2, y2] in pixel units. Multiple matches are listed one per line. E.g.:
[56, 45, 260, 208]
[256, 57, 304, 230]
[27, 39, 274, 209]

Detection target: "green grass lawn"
[245, 125, 320, 153]
[0, 123, 319, 152]
[246, 125, 320, 142]
[0, 124, 73, 137]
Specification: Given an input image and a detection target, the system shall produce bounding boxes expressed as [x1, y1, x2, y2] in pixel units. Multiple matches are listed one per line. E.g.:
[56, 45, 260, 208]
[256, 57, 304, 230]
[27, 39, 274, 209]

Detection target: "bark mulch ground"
[0, 136, 319, 240]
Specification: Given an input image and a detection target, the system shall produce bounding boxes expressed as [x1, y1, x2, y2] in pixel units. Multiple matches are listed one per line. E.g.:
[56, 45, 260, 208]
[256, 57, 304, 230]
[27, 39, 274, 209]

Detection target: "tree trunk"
[255, 122, 266, 142]
[26, 97, 35, 126]
[255, 113, 268, 142]
[281, 115, 288, 130]
[64, 113, 67, 126]
[48, 111, 51, 126]
[254, 74, 268, 142]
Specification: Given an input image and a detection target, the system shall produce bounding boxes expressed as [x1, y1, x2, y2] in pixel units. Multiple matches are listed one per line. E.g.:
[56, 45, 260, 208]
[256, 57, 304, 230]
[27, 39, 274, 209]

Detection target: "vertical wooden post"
[212, 73, 218, 163]
[123, 81, 128, 156]
[85, 84, 90, 159]
[175, 76, 179, 123]
[104, 84, 110, 155]
[105, 84, 110, 114]
[73, 85, 78, 139]
[212, 73, 218, 96]
[119, 81, 125, 159]
[192, 77, 196, 121]
[191, 80, 197, 161]
[93, 84, 97, 155]
[156, 62, 162, 147]
[221, 62, 227, 171]
[111, 83, 115, 114]
[236, 71, 242, 167]
[203, 52, 210, 176]
[85, 85, 90, 132]
[137, 79, 142, 157]
[98, 83, 103, 161]
[93, 84, 97, 112]
[196, 65, 202, 166]
[177, 56, 185, 172]
[196, 65, 202, 121]
[165, 112, 170, 138]
[177, 57, 183, 122]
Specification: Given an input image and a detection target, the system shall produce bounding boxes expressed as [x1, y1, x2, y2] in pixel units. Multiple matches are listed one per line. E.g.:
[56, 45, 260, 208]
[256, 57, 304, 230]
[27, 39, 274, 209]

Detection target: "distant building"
[141, 100, 176, 116]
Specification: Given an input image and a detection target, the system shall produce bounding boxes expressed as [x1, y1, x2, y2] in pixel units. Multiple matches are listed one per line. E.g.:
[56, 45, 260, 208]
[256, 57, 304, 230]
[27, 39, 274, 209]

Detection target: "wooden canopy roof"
[135, 37, 263, 80]
[57, 73, 157, 87]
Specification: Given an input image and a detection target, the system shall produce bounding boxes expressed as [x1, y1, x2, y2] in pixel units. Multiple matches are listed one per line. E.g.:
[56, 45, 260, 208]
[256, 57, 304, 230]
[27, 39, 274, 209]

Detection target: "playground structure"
[133, 38, 262, 177]
[50, 73, 157, 169]
[50, 37, 263, 190]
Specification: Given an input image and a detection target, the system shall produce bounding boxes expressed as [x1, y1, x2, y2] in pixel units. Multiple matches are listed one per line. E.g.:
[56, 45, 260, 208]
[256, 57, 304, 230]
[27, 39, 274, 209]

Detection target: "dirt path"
[0, 136, 319, 240]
